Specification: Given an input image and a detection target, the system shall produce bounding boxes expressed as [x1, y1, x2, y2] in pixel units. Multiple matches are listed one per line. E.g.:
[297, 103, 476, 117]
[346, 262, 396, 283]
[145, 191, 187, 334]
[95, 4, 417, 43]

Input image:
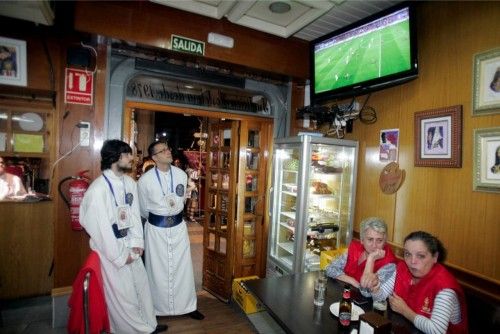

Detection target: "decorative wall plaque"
[379, 162, 405, 194]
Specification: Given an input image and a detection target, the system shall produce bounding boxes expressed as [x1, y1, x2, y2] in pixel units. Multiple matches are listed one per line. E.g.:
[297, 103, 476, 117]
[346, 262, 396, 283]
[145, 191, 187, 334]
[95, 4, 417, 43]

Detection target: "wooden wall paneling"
[53, 39, 109, 287]
[73, 1, 309, 79]
[345, 1, 500, 284]
[0, 202, 54, 298]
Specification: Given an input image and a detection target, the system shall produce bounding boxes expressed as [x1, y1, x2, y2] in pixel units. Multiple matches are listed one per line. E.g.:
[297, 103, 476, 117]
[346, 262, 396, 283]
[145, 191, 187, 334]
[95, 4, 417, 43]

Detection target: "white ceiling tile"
[146, 0, 402, 41]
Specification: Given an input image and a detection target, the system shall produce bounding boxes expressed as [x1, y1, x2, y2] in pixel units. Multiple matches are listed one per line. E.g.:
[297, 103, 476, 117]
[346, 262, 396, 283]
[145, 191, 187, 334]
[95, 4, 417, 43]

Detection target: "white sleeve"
[125, 177, 144, 249]
[370, 269, 395, 302]
[414, 289, 460, 334]
[325, 251, 348, 278]
[137, 175, 149, 219]
[80, 182, 129, 268]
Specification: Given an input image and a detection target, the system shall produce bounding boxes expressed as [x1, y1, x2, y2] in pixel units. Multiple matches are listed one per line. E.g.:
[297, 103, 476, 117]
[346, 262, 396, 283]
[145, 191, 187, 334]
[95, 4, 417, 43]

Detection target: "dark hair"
[147, 140, 167, 158]
[404, 231, 447, 262]
[100, 140, 132, 171]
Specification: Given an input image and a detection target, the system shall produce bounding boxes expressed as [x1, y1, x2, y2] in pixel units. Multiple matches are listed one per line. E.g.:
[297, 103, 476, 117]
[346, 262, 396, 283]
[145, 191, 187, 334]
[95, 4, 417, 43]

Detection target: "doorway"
[132, 110, 208, 291]
[124, 102, 272, 300]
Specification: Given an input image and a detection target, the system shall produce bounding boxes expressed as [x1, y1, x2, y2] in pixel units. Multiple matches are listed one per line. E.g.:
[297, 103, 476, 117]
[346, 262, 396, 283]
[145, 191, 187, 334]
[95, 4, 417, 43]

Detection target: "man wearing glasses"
[138, 141, 204, 324]
[0, 157, 27, 200]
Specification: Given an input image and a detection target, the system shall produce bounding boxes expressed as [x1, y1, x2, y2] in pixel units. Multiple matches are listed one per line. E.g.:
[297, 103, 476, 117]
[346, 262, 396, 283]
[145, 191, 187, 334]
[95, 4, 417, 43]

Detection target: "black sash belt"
[148, 212, 183, 228]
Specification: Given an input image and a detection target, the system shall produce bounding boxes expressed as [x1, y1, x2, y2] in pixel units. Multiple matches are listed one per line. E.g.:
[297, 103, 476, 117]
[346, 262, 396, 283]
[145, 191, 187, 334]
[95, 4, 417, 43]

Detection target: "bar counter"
[0, 200, 54, 299]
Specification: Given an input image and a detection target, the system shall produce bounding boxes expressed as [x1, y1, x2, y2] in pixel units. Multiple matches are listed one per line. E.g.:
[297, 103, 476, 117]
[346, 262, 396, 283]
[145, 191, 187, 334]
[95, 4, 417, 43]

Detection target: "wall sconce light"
[208, 32, 234, 48]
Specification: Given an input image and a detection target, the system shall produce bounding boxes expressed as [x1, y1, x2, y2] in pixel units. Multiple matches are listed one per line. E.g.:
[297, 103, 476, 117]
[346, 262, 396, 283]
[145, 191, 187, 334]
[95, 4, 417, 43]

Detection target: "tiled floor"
[0, 296, 66, 334]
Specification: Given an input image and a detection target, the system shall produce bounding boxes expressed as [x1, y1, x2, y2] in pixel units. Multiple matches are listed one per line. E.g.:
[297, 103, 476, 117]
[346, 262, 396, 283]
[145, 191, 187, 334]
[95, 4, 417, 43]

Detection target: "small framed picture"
[472, 47, 500, 115]
[414, 105, 462, 168]
[379, 129, 399, 162]
[473, 127, 500, 193]
[0, 36, 27, 87]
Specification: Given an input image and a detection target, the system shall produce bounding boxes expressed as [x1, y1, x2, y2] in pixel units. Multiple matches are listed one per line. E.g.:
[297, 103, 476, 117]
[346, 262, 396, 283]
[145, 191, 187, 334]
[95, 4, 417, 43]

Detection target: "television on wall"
[310, 3, 418, 104]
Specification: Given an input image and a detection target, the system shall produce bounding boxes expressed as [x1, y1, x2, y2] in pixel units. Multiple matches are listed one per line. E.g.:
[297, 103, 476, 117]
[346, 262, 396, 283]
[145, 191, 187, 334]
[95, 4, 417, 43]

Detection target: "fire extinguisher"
[58, 170, 90, 231]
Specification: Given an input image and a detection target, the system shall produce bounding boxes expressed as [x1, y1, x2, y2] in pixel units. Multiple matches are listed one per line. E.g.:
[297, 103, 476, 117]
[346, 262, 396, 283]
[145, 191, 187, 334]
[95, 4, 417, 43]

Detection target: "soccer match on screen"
[314, 8, 411, 94]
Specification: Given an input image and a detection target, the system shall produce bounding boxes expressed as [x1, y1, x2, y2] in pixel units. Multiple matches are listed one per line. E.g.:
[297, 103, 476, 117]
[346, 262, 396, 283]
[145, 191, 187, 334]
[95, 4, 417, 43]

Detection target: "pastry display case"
[267, 134, 358, 276]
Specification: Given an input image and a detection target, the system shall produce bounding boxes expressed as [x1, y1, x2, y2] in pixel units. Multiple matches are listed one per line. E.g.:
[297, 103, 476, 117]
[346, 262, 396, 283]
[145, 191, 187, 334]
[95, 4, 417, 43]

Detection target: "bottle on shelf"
[338, 284, 352, 328]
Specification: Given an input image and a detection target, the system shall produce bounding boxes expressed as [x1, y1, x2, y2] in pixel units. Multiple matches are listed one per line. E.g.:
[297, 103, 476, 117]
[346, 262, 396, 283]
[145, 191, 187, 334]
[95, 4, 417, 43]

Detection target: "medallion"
[125, 192, 133, 205]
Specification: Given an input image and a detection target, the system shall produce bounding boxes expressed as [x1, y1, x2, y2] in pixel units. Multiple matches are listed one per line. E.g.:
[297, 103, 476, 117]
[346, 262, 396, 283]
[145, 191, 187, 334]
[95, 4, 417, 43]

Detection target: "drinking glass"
[314, 279, 326, 306]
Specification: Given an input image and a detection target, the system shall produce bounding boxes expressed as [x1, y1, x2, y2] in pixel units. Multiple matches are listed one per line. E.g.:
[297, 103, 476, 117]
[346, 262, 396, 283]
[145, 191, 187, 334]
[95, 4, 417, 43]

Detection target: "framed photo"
[0, 36, 27, 87]
[472, 47, 500, 115]
[473, 127, 500, 193]
[379, 128, 399, 162]
[414, 105, 462, 168]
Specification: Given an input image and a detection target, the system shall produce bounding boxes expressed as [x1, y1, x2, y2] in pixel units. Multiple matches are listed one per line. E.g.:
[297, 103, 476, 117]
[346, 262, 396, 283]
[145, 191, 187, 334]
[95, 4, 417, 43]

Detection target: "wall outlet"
[79, 121, 90, 146]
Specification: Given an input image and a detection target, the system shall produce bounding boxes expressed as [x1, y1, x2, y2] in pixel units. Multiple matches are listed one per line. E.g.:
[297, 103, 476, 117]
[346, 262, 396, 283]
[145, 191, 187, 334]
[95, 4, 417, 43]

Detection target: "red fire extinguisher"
[58, 170, 90, 231]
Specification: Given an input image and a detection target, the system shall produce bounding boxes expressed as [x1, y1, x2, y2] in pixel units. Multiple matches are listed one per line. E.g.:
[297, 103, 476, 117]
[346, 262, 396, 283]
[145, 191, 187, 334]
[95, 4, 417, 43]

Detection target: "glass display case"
[268, 135, 358, 276]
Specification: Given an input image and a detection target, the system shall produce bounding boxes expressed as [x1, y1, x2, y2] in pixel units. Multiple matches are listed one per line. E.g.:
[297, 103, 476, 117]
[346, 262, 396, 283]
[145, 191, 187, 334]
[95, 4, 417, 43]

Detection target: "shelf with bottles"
[209, 171, 230, 190]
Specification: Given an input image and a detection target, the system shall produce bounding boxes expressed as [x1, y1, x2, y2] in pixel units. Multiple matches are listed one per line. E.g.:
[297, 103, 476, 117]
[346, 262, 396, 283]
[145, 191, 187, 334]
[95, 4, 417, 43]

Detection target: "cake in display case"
[268, 134, 358, 276]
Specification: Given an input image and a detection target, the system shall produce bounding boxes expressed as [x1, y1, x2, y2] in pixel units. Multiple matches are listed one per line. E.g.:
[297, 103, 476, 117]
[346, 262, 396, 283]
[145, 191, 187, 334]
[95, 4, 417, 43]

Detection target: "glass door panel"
[269, 146, 300, 272]
[203, 120, 238, 300]
[269, 135, 358, 276]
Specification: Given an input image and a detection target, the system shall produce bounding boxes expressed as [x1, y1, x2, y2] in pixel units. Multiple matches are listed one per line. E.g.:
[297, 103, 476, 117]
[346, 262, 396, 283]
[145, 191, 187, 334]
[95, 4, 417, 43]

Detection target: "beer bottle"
[339, 285, 352, 327]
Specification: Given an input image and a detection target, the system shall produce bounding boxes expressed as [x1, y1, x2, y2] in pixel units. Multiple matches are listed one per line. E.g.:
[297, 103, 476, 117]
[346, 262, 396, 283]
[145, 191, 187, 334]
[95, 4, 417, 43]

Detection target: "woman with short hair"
[326, 217, 397, 295]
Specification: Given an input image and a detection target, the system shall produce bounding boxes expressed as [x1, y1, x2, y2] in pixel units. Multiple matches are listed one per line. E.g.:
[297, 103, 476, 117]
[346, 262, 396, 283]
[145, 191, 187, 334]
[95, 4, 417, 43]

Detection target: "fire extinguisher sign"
[64, 68, 94, 105]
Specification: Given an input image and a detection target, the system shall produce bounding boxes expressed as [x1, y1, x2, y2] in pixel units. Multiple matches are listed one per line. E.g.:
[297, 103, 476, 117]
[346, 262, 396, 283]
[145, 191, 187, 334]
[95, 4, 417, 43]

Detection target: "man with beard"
[138, 141, 204, 322]
[79, 140, 166, 334]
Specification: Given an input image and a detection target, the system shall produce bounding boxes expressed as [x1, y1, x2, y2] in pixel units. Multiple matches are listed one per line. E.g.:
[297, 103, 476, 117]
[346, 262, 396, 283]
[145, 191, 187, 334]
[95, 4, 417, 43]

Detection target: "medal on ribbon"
[125, 192, 133, 205]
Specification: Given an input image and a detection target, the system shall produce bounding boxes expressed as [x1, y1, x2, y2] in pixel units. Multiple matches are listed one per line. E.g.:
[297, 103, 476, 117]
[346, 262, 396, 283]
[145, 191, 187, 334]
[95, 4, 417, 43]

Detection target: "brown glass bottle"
[338, 285, 352, 328]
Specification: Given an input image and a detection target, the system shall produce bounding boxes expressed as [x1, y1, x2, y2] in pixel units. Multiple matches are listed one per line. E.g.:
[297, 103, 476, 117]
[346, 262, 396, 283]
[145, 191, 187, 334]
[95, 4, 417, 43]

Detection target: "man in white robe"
[79, 139, 167, 334]
[138, 141, 204, 320]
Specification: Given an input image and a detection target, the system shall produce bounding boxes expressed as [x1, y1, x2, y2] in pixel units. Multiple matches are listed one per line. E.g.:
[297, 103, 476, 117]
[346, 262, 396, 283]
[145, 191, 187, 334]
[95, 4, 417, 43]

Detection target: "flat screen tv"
[310, 3, 418, 103]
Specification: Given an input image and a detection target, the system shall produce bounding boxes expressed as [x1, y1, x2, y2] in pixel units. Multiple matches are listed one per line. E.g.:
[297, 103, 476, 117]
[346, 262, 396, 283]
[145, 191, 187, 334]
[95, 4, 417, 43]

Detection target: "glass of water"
[314, 279, 326, 306]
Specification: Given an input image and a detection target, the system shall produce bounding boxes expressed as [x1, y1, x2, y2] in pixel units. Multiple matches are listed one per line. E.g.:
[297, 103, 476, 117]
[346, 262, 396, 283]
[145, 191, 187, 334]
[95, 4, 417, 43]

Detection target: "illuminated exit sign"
[171, 34, 205, 56]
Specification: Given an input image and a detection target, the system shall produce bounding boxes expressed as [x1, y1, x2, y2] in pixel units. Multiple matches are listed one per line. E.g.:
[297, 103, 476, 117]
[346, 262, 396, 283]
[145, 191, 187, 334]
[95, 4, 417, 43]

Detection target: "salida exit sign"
[171, 34, 205, 56]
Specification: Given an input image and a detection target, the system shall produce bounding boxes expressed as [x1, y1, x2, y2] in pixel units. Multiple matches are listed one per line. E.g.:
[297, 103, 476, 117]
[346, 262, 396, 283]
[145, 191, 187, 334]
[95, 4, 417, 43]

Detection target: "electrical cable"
[358, 94, 377, 124]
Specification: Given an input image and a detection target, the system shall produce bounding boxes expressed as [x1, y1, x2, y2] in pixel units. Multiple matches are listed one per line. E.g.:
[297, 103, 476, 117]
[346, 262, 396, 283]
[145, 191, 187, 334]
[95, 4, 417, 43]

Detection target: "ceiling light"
[208, 32, 234, 48]
[269, 1, 291, 14]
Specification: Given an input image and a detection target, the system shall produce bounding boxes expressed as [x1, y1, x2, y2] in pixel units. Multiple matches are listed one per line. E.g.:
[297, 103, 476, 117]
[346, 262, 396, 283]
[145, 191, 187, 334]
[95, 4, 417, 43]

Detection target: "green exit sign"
[171, 34, 205, 56]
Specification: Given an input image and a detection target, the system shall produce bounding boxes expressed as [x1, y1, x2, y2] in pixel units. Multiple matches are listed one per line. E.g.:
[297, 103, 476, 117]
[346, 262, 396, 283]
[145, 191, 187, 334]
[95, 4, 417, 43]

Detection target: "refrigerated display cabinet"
[267, 134, 358, 276]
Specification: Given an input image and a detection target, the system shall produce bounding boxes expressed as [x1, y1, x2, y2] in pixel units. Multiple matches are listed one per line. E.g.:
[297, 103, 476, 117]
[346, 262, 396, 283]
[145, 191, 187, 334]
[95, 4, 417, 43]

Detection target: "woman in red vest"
[325, 217, 397, 296]
[372, 231, 468, 334]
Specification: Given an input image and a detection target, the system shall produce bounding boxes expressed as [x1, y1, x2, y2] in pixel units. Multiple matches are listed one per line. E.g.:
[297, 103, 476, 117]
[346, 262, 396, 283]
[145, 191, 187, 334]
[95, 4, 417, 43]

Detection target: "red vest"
[344, 240, 397, 282]
[67, 251, 110, 334]
[394, 261, 468, 334]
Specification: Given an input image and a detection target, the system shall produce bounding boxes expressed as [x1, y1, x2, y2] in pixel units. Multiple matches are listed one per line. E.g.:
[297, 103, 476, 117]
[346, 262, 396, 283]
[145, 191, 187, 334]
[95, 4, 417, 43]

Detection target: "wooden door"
[233, 120, 272, 279]
[202, 118, 272, 300]
[203, 119, 239, 301]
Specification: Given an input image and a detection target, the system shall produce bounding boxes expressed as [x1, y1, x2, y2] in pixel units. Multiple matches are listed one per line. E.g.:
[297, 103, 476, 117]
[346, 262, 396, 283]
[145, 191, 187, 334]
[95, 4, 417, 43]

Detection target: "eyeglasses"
[153, 147, 171, 156]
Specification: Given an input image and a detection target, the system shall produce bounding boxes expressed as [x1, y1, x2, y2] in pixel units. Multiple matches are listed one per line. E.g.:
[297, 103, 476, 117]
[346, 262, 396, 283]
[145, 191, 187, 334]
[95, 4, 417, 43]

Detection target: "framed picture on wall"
[473, 127, 500, 193]
[414, 105, 462, 168]
[379, 128, 399, 162]
[472, 47, 500, 115]
[0, 36, 27, 87]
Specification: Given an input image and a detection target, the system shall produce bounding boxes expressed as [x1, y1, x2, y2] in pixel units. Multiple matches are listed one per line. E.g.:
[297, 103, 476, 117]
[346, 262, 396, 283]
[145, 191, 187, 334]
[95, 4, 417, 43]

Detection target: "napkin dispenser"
[359, 311, 391, 334]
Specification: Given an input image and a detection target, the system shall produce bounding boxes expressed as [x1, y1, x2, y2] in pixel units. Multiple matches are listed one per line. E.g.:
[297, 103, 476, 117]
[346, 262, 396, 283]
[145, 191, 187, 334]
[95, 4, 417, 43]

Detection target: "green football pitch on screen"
[314, 21, 411, 94]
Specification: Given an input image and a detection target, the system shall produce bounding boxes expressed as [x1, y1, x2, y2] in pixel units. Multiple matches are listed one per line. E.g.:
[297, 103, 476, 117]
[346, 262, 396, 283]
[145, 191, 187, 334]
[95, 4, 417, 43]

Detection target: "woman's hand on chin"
[368, 249, 386, 261]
